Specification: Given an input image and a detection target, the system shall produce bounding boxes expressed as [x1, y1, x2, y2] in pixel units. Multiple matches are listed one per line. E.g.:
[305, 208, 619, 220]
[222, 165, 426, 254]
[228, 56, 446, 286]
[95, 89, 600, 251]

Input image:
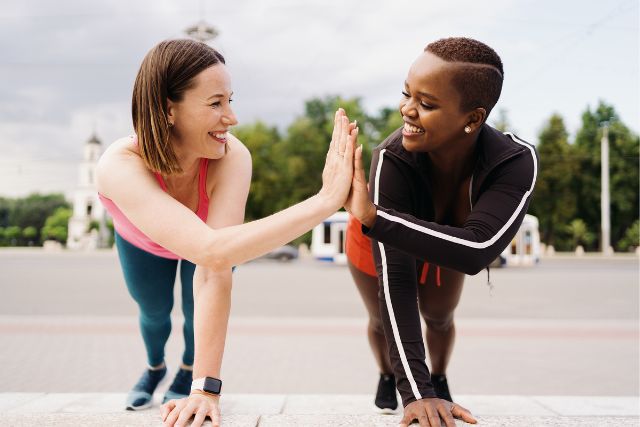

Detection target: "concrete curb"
[0, 393, 637, 426]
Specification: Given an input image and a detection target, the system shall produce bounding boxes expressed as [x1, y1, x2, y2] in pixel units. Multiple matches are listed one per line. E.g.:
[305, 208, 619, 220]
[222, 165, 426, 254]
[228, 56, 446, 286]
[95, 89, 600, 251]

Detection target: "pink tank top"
[98, 149, 210, 260]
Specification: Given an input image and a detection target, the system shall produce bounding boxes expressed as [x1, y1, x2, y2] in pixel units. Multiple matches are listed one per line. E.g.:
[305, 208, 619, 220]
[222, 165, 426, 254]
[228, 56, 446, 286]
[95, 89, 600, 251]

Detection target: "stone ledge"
[0, 393, 637, 426]
[1, 413, 639, 427]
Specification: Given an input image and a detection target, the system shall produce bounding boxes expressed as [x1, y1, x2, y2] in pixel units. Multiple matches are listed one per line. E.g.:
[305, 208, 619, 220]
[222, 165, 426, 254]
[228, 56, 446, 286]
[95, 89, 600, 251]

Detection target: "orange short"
[345, 215, 377, 277]
[346, 215, 441, 286]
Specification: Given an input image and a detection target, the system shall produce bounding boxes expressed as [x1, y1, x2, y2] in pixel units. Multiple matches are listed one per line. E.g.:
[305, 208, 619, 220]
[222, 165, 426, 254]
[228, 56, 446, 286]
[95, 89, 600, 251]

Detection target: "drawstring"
[420, 262, 441, 287]
[486, 266, 494, 295]
[420, 262, 429, 284]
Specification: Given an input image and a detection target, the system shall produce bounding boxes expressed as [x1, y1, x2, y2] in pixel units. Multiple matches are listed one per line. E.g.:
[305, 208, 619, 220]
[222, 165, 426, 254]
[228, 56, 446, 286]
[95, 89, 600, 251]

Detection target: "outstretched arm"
[98, 109, 358, 273]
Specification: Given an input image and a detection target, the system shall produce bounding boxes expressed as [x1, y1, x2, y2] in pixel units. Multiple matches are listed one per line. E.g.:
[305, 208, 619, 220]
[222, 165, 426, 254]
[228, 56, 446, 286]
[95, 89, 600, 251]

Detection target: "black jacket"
[364, 124, 538, 406]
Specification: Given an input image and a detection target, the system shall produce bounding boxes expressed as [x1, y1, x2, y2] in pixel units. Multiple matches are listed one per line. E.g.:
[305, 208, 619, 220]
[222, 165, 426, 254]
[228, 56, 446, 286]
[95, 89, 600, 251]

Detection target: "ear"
[166, 98, 176, 126]
[466, 107, 487, 133]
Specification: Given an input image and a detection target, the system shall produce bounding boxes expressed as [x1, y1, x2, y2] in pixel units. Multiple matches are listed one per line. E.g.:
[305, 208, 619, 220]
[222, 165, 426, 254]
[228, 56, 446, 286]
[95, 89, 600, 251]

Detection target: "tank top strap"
[154, 172, 168, 192]
[198, 158, 209, 200]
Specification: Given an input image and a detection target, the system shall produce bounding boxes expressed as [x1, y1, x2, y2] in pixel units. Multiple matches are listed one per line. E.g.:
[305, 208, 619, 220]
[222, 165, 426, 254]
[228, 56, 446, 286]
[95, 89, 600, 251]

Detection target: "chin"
[202, 146, 226, 160]
[402, 136, 425, 152]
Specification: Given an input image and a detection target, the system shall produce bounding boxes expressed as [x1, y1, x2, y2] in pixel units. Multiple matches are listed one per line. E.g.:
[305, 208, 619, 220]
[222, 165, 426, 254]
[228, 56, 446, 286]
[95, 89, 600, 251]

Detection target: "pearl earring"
[464, 126, 471, 134]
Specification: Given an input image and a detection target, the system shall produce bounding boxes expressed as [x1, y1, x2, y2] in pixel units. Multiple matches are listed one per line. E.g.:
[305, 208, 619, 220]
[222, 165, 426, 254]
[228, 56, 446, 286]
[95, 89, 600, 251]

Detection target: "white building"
[496, 214, 541, 266]
[311, 211, 349, 264]
[66, 133, 109, 250]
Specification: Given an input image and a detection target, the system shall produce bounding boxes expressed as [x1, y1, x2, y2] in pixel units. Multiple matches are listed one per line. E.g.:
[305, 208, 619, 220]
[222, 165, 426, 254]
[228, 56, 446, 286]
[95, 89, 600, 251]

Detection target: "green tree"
[41, 207, 72, 244]
[0, 197, 13, 228]
[564, 219, 596, 249]
[617, 220, 639, 252]
[8, 193, 70, 244]
[574, 101, 639, 250]
[233, 121, 284, 221]
[368, 106, 404, 145]
[4, 226, 22, 246]
[22, 226, 38, 246]
[529, 114, 577, 249]
[270, 95, 378, 244]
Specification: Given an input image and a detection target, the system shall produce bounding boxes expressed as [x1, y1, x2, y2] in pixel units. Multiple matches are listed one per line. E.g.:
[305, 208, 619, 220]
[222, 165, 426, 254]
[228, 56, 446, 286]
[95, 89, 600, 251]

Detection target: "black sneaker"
[374, 373, 398, 413]
[125, 366, 168, 410]
[162, 368, 193, 403]
[431, 374, 453, 402]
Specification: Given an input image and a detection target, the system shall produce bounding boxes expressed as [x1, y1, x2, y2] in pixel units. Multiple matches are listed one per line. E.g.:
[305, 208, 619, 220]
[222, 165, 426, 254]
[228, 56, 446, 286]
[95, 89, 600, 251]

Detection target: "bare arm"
[98, 110, 357, 272]
[159, 132, 251, 427]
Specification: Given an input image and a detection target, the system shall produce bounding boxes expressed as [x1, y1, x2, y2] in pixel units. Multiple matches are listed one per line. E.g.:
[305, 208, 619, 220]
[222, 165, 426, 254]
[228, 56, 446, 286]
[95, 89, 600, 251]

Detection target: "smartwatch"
[191, 376, 222, 395]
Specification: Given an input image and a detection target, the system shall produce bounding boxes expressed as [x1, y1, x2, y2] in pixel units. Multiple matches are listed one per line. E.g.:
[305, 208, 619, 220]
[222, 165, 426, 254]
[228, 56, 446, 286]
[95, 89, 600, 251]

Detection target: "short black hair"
[425, 37, 503, 118]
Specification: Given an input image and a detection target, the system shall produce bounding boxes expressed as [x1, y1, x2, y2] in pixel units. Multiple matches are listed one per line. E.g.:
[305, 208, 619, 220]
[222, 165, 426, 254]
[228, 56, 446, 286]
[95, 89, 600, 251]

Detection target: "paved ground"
[0, 393, 638, 426]
[0, 250, 637, 395]
[0, 250, 638, 425]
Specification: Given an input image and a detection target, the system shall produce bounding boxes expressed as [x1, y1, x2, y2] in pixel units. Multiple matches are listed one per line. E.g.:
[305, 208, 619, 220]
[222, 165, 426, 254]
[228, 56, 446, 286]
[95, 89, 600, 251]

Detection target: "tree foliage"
[572, 101, 639, 250]
[528, 114, 578, 249]
[232, 95, 397, 245]
[41, 207, 72, 244]
[531, 101, 638, 251]
[0, 194, 70, 246]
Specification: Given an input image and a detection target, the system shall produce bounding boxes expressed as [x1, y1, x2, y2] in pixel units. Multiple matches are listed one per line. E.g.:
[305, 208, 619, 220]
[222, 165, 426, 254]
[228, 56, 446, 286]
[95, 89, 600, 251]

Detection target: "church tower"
[66, 133, 108, 249]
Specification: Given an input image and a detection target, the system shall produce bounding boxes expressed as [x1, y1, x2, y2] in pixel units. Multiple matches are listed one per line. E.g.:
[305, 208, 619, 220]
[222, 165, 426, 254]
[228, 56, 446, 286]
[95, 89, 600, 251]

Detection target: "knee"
[139, 303, 173, 324]
[423, 313, 454, 333]
[369, 318, 385, 336]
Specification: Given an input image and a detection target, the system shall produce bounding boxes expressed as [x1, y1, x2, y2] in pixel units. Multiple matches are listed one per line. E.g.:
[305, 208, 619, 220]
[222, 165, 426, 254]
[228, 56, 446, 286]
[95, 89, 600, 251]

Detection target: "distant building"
[66, 133, 109, 250]
[311, 212, 349, 264]
[496, 214, 541, 266]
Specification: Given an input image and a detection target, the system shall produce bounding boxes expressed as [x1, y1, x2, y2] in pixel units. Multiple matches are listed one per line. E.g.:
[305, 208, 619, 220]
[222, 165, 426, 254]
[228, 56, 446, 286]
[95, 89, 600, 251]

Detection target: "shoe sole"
[125, 367, 171, 411]
[126, 400, 153, 411]
[372, 403, 400, 415]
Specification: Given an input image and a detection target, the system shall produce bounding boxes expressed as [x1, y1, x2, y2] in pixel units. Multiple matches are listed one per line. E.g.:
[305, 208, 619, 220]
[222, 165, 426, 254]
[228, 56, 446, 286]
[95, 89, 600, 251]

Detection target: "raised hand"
[344, 140, 376, 227]
[318, 108, 358, 209]
[399, 398, 477, 427]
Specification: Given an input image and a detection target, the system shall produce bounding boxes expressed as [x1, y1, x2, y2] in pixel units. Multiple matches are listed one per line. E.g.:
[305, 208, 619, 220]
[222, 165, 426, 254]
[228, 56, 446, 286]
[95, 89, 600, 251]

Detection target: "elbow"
[196, 231, 234, 272]
[461, 253, 495, 276]
[463, 263, 485, 276]
[201, 248, 234, 273]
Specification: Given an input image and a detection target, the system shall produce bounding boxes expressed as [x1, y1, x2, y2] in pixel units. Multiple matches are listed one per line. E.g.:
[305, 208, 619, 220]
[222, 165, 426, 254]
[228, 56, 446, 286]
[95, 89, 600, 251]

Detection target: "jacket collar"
[470, 124, 528, 203]
[383, 124, 529, 204]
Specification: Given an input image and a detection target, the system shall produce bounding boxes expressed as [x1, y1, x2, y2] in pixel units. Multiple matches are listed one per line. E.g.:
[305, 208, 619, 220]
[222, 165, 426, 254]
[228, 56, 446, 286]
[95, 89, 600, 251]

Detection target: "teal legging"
[115, 232, 195, 367]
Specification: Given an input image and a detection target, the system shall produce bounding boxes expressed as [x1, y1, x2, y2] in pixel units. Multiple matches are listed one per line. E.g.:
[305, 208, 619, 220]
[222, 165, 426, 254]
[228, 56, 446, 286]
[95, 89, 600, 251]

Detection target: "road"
[0, 249, 637, 397]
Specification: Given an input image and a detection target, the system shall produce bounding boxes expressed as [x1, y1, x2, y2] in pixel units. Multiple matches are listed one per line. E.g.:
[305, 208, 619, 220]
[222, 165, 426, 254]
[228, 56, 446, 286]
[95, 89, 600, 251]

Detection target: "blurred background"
[0, 0, 638, 403]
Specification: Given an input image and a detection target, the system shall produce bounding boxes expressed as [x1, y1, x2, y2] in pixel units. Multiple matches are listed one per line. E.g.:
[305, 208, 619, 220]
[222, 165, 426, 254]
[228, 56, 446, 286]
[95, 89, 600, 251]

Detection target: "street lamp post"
[600, 122, 612, 255]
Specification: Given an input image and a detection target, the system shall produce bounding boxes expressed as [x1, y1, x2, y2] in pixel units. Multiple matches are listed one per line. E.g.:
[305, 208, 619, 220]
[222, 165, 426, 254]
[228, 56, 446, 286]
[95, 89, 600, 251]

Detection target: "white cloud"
[0, 0, 637, 197]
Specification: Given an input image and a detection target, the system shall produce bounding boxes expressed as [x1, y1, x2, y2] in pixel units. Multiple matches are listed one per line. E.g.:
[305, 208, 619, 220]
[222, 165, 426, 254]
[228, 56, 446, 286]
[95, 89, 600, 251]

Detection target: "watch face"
[203, 377, 222, 394]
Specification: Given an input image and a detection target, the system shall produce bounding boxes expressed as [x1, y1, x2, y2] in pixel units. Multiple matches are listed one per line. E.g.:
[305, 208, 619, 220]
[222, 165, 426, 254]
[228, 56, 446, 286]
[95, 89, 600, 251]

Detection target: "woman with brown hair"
[345, 37, 538, 427]
[97, 38, 358, 425]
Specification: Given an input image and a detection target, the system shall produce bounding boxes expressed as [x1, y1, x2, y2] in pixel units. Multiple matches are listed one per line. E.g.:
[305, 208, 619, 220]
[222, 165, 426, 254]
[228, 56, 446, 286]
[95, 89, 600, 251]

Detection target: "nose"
[399, 98, 417, 119]
[222, 104, 238, 127]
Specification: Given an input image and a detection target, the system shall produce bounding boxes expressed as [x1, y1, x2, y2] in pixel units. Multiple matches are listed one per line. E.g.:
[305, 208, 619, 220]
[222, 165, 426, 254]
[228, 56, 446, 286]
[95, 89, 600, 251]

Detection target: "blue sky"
[0, 0, 638, 197]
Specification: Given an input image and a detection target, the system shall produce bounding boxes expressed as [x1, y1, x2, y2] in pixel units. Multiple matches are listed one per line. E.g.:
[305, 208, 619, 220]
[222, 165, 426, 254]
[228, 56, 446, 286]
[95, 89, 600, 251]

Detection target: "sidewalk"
[1, 393, 638, 426]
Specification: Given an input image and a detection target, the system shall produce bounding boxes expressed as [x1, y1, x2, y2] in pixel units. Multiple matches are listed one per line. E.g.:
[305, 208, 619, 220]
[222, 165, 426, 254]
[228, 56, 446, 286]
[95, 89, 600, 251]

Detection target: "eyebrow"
[404, 81, 439, 101]
[207, 91, 233, 100]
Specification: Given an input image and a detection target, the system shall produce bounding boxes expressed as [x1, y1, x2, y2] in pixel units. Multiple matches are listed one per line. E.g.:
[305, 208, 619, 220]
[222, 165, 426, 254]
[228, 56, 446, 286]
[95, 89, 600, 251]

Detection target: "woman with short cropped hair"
[346, 37, 538, 427]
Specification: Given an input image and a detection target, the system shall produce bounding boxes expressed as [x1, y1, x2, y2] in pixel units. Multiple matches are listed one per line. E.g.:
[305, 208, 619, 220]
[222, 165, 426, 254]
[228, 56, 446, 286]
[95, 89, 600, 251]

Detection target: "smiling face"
[399, 51, 476, 154]
[167, 64, 237, 160]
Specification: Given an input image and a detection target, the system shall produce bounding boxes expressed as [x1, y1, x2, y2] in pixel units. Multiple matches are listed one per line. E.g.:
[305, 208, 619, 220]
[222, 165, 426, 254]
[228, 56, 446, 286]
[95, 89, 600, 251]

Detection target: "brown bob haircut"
[132, 39, 226, 175]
